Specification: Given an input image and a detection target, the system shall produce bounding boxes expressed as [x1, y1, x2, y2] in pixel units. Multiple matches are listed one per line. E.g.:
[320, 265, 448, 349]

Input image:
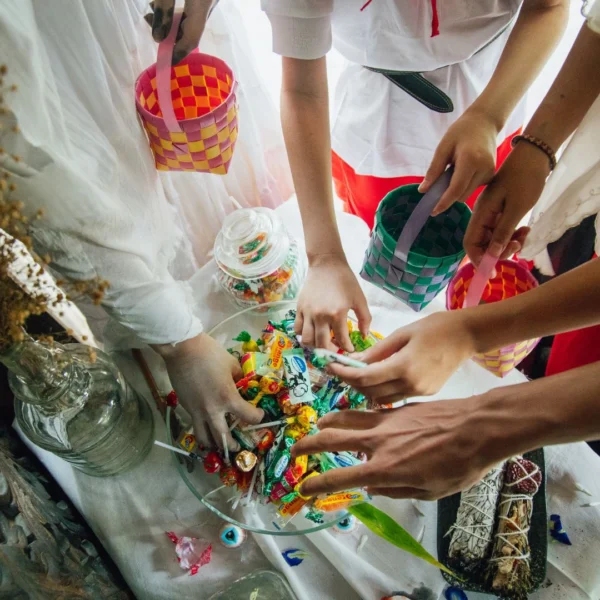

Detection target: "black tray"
[437, 449, 547, 598]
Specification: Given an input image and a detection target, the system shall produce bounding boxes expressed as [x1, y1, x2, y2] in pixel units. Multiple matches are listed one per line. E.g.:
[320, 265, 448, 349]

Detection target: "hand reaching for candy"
[153, 333, 264, 451]
[295, 254, 371, 353]
[144, 0, 216, 65]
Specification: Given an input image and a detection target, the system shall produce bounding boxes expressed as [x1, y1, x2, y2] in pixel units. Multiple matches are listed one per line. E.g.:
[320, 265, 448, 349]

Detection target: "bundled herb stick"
[447, 462, 506, 572]
[488, 457, 542, 599]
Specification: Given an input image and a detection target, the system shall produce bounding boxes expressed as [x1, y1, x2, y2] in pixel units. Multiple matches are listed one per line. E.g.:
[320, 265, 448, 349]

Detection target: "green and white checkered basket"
[360, 172, 471, 311]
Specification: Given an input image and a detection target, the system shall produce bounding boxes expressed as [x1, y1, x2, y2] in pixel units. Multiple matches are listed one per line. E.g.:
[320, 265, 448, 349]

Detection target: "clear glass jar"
[214, 208, 307, 308]
[1, 340, 154, 477]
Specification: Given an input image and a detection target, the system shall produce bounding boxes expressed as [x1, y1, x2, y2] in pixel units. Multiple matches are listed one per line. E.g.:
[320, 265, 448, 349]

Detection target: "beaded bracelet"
[511, 134, 557, 171]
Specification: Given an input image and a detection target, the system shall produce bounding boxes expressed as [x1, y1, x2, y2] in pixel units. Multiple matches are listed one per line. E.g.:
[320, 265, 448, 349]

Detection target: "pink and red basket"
[135, 11, 238, 175]
[447, 257, 540, 378]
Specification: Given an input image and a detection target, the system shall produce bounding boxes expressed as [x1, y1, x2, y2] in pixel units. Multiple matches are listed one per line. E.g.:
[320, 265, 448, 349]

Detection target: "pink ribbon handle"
[464, 251, 497, 308]
[156, 10, 183, 133]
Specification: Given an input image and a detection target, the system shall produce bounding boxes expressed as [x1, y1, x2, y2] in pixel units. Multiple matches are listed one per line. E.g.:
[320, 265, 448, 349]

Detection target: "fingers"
[294, 311, 304, 336]
[353, 297, 372, 338]
[151, 0, 175, 42]
[317, 409, 384, 431]
[208, 412, 240, 452]
[367, 486, 428, 500]
[331, 314, 353, 353]
[190, 413, 212, 450]
[314, 319, 334, 350]
[358, 328, 411, 364]
[292, 428, 370, 457]
[299, 464, 374, 497]
[500, 226, 530, 260]
[172, 0, 213, 64]
[301, 319, 316, 348]
[464, 187, 504, 267]
[231, 396, 264, 425]
[327, 358, 401, 391]
[487, 203, 525, 260]
[419, 141, 450, 194]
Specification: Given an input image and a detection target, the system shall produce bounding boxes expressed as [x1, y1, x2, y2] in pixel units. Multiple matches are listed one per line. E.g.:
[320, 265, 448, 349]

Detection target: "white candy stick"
[222, 433, 231, 466]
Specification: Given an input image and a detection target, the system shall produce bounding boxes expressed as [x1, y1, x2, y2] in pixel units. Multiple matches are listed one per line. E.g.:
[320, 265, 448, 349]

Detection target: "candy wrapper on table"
[214, 208, 307, 309]
[447, 462, 506, 573]
[488, 457, 542, 599]
[165, 532, 212, 575]
[171, 309, 377, 531]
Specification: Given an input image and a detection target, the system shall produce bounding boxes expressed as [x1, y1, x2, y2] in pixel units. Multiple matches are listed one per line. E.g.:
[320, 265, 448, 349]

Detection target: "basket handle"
[393, 169, 453, 263]
[156, 10, 184, 133]
[464, 251, 497, 308]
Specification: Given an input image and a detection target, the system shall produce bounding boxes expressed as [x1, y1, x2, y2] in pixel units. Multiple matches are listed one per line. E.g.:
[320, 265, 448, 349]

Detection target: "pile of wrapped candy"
[446, 456, 543, 599]
[177, 310, 381, 529]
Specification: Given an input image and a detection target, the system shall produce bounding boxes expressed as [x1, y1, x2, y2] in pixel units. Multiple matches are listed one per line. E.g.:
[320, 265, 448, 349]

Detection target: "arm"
[465, 20, 600, 265]
[422, 0, 569, 215]
[280, 58, 371, 350]
[329, 259, 600, 402]
[293, 361, 600, 500]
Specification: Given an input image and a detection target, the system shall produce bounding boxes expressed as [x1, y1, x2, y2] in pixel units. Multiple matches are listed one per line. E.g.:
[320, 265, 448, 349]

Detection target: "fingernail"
[418, 181, 428, 193]
[488, 241, 504, 258]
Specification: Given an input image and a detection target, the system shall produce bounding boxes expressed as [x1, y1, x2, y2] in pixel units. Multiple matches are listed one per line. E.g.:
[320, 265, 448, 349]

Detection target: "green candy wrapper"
[350, 330, 374, 352]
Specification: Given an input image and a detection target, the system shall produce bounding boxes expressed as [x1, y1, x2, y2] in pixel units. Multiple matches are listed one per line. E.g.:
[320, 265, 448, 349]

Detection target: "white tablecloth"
[17, 201, 600, 600]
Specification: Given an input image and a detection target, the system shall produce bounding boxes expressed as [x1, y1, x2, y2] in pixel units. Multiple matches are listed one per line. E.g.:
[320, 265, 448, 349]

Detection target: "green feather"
[348, 503, 460, 579]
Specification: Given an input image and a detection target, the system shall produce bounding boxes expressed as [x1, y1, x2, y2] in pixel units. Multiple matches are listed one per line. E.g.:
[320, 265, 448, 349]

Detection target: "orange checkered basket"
[446, 255, 540, 378]
[135, 11, 238, 174]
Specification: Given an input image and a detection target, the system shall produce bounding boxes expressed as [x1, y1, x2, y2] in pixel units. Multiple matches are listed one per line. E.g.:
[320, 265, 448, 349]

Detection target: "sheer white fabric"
[0, 0, 292, 347]
[520, 0, 600, 275]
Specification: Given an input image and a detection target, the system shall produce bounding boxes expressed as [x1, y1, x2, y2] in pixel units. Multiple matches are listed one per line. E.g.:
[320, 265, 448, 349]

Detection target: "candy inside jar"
[214, 208, 307, 308]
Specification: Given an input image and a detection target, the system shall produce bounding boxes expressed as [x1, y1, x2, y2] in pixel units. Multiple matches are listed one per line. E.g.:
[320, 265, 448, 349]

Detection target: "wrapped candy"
[282, 349, 314, 405]
[488, 457, 542, 598]
[235, 450, 258, 472]
[233, 331, 261, 353]
[165, 532, 212, 575]
[250, 373, 284, 406]
[447, 463, 506, 571]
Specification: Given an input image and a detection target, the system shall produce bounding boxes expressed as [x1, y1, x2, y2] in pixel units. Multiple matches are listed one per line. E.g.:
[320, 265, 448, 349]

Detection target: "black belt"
[365, 68, 453, 113]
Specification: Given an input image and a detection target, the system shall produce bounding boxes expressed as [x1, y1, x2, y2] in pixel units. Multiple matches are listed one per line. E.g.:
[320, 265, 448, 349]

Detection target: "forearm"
[280, 57, 344, 262]
[464, 259, 600, 354]
[524, 21, 600, 149]
[468, 0, 567, 131]
[472, 361, 600, 464]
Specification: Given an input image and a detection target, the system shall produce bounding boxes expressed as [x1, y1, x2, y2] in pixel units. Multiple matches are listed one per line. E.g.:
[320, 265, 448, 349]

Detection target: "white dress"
[520, 0, 600, 274]
[0, 0, 292, 348]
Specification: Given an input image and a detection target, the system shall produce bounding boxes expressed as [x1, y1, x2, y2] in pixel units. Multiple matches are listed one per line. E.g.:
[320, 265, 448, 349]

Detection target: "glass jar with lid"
[214, 208, 307, 308]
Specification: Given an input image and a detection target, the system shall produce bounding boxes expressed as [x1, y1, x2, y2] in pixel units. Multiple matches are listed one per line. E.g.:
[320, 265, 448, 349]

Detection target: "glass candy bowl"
[168, 301, 378, 536]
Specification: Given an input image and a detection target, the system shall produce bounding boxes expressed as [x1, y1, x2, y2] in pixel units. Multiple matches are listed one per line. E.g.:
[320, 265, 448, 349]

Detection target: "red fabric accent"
[546, 325, 600, 376]
[360, 0, 374, 10]
[332, 128, 522, 230]
[431, 0, 440, 37]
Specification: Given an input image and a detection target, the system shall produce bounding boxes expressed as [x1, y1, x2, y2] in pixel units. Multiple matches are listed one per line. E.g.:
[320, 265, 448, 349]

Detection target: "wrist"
[307, 250, 348, 268]
[464, 103, 505, 135]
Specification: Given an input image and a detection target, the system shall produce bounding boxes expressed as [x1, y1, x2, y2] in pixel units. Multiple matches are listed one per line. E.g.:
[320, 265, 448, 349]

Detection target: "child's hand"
[145, 0, 215, 65]
[419, 109, 499, 215]
[295, 254, 371, 353]
[155, 333, 263, 451]
[327, 311, 475, 404]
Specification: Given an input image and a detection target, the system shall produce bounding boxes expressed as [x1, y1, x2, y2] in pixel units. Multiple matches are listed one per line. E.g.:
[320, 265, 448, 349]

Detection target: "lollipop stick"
[242, 418, 290, 431]
[221, 433, 231, 465]
[154, 440, 201, 460]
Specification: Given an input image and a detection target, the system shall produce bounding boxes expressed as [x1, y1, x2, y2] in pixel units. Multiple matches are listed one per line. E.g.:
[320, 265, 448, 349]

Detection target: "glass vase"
[1, 339, 154, 477]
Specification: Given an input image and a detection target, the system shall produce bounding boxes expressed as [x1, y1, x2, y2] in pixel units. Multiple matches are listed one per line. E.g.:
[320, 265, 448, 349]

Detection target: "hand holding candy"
[296, 254, 371, 352]
[154, 333, 264, 451]
[327, 311, 475, 404]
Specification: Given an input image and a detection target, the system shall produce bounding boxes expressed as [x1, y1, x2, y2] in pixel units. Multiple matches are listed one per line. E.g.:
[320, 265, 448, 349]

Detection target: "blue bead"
[444, 587, 468, 600]
[218, 523, 246, 548]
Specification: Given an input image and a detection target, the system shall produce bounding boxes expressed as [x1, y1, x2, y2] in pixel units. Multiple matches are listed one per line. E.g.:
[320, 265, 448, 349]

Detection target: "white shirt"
[0, 0, 291, 348]
[262, 0, 525, 178]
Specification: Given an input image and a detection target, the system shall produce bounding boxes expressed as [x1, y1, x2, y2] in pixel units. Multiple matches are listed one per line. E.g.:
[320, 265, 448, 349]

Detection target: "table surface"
[17, 201, 600, 600]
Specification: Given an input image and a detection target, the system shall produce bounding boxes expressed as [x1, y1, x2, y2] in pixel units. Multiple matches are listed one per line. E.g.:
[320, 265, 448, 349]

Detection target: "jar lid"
[214, 208, 291, 279]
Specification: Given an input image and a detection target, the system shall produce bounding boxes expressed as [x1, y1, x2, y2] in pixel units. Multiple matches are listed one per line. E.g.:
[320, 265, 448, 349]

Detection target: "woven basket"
[361, 174, 471, 311]
[447, 259, 540, 377]
[135, 11, 238, 175]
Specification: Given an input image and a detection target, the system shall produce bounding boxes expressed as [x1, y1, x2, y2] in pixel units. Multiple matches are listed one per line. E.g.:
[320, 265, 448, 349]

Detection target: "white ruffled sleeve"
[0, 1, 205, 347]
[261, 0, 334, 59]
